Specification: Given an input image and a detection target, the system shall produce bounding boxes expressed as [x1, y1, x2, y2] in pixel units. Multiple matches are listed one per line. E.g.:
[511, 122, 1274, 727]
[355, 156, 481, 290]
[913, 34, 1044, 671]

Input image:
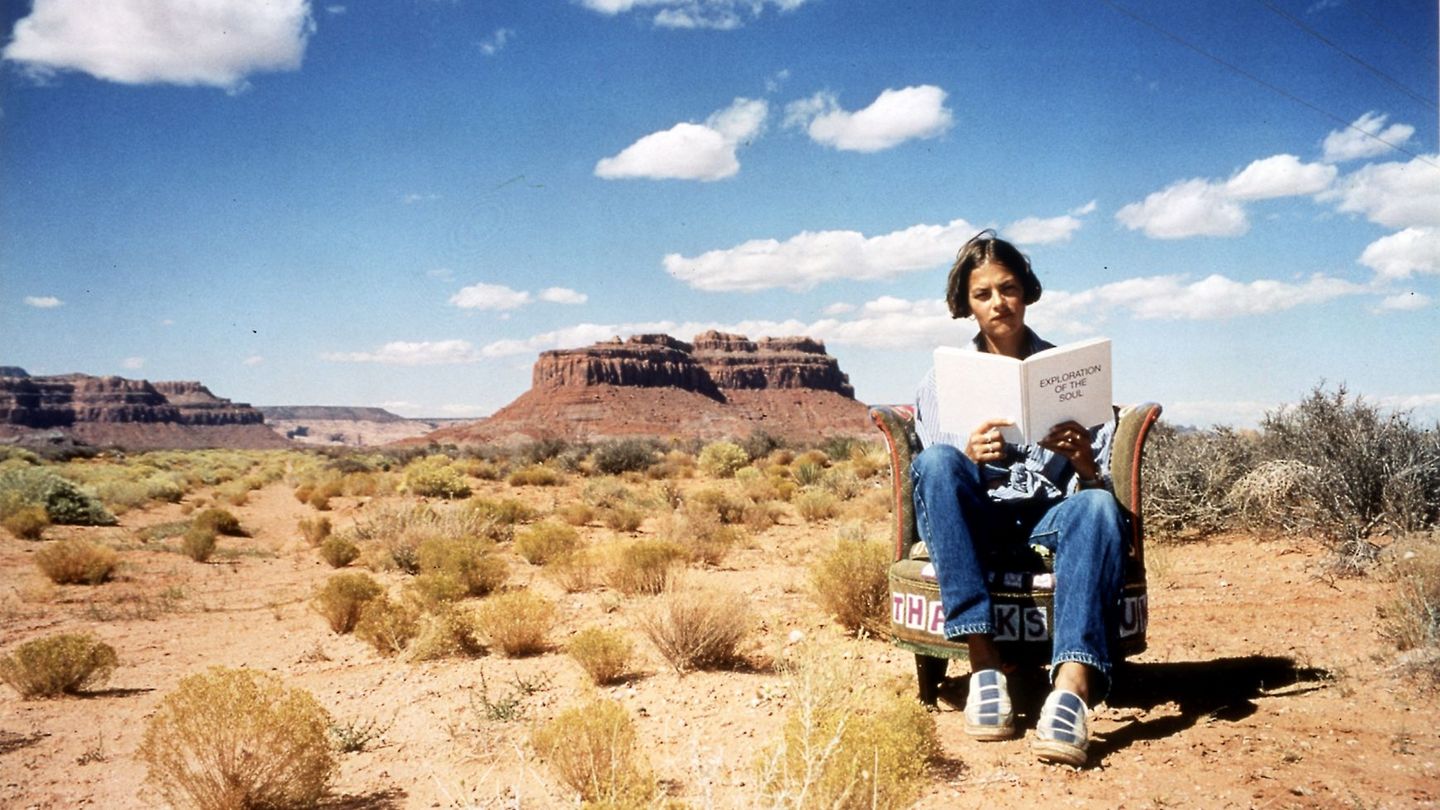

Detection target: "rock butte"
[420, 331, 871, 444]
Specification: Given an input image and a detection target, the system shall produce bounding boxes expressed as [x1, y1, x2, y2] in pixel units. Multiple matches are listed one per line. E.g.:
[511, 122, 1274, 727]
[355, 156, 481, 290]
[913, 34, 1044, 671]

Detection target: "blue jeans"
[911, 444, 1126, 693]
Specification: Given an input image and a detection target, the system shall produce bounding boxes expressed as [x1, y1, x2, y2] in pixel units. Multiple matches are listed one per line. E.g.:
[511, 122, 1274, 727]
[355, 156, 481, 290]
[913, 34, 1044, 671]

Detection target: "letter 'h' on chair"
[869, 402, 1162, 705]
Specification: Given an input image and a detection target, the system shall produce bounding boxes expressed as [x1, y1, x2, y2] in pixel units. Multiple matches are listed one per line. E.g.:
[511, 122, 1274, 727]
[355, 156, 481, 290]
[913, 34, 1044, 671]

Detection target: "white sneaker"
[1033, 689, 1089, 766]
[963, 669, 1016, 740]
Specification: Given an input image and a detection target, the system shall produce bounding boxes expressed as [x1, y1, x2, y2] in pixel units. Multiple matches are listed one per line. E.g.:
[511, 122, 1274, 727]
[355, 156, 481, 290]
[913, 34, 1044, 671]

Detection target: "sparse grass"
[0, 633, 118, 698]
[312, 572, 384, 634]
[639, 582, 751, 673]
[319, 534, 360, 568]
[34, 538, 118, 585]
[1380, 538, 1440, 684]
[181, 526, 217, 563]
[566, 626, 635, 685]
[329, 716, 391, 754]
[605, 539, 686, 595]
[138, 667, 336, 810]
[515, 520, 581, 565]
[531, 698, 654, 806]
[474, 590, 556, 657]
[810, 534, 891, 636]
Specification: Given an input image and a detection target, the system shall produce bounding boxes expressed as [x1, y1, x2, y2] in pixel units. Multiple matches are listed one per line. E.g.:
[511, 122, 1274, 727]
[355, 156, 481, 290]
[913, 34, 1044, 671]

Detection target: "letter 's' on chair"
[869, 402, 1162, 705]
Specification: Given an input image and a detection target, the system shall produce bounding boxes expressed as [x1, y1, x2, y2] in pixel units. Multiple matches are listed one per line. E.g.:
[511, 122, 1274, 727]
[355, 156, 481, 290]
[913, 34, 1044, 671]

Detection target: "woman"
[911, 230, 1125, 767]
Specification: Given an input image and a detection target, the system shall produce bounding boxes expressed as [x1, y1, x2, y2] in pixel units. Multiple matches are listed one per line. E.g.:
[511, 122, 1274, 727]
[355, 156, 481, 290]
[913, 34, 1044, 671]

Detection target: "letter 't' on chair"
[869, 402, 1163, 706]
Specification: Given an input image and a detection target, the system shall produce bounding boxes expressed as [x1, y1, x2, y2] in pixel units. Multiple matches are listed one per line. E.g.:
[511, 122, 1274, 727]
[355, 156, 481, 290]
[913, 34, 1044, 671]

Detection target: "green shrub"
[566, 627, 634, 685]
[639, 584, 751, 673]
[138, 667, 336, 810]
[354, 596, 421, 657]
[34, 539, 118, 585]
[3, 505, 49, 540]
[312, 572, 384, 633]
[0, 633, 117, 698]
[402, 455, 472, 499]
[592, 438, 659, 475]
[474, 590, 556, 656]
[531, 699, 653, 806]
[182, 526, 218, 563]
[605, 539, 686, 595]
[515, 520, 581, 565]
[810, 536, 891, 636]
[0, 467, 116, 526]
[193, 507, 245, 537]
[698, 441, 749, 479]
[417, 535, 508, 597]
[319, 535, 360, 568]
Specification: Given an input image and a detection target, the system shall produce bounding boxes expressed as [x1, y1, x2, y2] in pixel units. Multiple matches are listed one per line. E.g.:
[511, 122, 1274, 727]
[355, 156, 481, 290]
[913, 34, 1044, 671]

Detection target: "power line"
[1258, 0, 1436, 111]
[1097, 0, 1439, 171]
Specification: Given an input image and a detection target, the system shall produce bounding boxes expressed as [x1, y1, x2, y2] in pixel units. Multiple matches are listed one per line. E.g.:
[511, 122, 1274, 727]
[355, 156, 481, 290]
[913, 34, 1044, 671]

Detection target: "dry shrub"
[507, 464, 562, 487]
[0, 633, 117, 698]
[515, 520, 581, 564]
[758, 645, 937, 809]
[582, 478, 633, 508]
[591, 438, 659, 475]
[820, 468, 863, 501]
[660, 509, 744, 567]
[605, 539, 686, 595]
[139, 667, 336, 810]
[307, 488, 334, 511]
[182, 526, 218, 563]
[354, 596, 421, 656]
[1142, 423, 1254, 542]
[531, 699, 654, 805]
[810, 535, 890, 636]
[688, 487, 746, 524]
[847, 443, 888, 480]
[1225, 459, 1322, 535]
[466, 496, 538, 527]
[566, 626, 635, 685]
[546, 548, 597, 593]
[417, 535, 508, 597]
[3, 505, 49, 540]
[639, 583, 751, 673]
[193, 507, 245, 537]
[293, 483, 313, 504]
[556, 502, 595, 526]
[842, 487, 892, 524]
[34, 538, 118, 585]
[600, 503, 646, 533]
[319, 535, 360, 568]
[1379, 538, 1440, 683]
[408, 607, 485, 661]
[474, 590, 555, 656]
[402, 455, 472, 499]
[298, 516, 332, 546]
[793, 449, 830, 469]
[742, 500, 785, 534]
[648, 449, 695, 480]
[794, 489, 840, 523]
[698, 441, 749, 479]
[312, 572, 384, 633]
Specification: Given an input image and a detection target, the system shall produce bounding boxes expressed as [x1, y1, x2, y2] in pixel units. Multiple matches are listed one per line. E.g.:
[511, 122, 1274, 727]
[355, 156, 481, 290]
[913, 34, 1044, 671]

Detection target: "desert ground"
[1, 456, 1437, 809]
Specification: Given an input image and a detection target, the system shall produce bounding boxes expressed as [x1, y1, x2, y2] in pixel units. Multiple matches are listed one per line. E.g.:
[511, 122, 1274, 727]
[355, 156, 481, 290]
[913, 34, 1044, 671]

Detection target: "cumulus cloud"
[480, 27, 514, 56]
[1048, 273, 1366, 320]
[785, 85, 953, 153]
[595, 97, 767, 181]
[449, 282, 532, 311]
[1323, 154, 1440, 229]
[3, 0, 314, 90]
[538, 287, 588, 305]
[1359, 227, 1440, 279]
[243, 355, 265, 366]
[1004, 209, 1091, 245]
[1322, 112, 1416, 163]
[1223, 154, 1336, 200]
[24, 296, 62, 308]
[663, 216, 978, 292]
[322, 340, 485, 366]
[1117, 154, 1335, 239]
[121, 357, 145, 370]
[1373, 292, 1431, 312]
[576, 0, 810, 30]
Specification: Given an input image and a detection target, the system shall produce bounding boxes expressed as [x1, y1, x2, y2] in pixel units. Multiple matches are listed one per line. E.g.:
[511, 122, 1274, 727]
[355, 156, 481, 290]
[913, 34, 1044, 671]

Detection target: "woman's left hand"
[1039, 420, 1099, 480]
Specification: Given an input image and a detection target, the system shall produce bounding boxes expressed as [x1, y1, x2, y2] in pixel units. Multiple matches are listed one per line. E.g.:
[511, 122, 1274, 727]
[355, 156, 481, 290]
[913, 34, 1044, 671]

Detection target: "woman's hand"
[965, 419, 1014, 465]
[1039, 420, 1100, 480]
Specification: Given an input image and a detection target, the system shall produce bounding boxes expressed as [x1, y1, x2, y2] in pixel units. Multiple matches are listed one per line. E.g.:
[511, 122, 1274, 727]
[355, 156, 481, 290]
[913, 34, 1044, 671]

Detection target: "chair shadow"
[321, 786, 408, 809]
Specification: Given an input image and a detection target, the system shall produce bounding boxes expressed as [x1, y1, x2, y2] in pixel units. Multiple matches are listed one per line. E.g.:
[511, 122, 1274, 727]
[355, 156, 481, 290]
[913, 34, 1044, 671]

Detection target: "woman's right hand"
[965, 418, 1014, 465]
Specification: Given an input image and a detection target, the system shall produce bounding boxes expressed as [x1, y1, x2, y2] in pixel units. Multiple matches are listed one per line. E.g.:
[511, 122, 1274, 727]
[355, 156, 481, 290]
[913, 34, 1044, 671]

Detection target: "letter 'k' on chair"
[869, 402, 1162, 706]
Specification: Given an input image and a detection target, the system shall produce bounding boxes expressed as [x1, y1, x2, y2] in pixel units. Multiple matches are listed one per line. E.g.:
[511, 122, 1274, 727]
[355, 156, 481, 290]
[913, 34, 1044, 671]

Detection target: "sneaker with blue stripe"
[1033, 688, 1090, 766]
[963, 669, 1016, 740]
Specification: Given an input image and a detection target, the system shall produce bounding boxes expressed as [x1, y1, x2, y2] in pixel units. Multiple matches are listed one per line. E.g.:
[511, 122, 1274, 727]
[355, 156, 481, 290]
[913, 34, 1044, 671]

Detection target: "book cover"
[933, 337, 1113, 445]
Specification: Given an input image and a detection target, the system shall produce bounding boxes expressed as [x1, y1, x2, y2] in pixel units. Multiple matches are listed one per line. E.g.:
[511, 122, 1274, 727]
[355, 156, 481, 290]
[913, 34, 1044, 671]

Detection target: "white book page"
[1019, 337, 1113, 443]
[933, 347, 1025, 445]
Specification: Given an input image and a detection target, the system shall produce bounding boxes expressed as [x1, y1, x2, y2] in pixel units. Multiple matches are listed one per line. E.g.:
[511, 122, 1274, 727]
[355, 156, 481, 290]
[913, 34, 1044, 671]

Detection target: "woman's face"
[968, 261, 1027, 346]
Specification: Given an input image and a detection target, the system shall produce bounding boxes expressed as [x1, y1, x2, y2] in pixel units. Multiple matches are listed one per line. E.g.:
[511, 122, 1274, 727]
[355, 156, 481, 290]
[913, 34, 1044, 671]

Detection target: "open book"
[933, 337, 1113, 445]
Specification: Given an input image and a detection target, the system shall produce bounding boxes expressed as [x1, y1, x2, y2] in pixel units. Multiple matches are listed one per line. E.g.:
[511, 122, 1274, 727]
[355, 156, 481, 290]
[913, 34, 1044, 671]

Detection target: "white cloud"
[596, 98, 767, 181]
[242, 355, 265, 366]
[1115, 179, 1249, 239]
[538, 287, 588, 305]
[1004, 213, 1084, 245]
[1323, 154, 1440, 229]
[822, 302, 855, 316]
[3, 0, 313, 91]
[1050, 273, 1366, 320]
[1373, 292, 1432, 312]
[1223, 154, 1336, 200]
[663, 216, 978, 292]
[1358, 227, 1440, 279]
[1322, 112, 1416, 163]
[402, 192, 439, 204]
[480, 27, 514, 56]
[24, 295, 62, 308]
[121, 357, 145, 370]
[1070, 200, 1098, 216]
[449, 283, 532, 311]
[576, 0, 810, 30]
[322, 340, 485, 366]
[786, 85, 952, 153]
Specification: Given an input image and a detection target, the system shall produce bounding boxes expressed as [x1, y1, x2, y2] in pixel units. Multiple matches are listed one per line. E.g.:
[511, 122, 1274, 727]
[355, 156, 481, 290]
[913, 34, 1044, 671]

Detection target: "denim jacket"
[914, 328, 1115, 504]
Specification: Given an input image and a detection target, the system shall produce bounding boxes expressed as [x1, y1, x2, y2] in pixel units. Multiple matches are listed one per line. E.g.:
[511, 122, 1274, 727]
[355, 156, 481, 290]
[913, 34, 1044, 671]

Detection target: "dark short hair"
[944, 230, 1043, 319]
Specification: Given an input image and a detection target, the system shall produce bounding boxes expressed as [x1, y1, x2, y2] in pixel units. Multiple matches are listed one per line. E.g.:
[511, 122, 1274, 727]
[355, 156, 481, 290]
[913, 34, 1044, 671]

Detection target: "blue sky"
[2, 0, 1437, 428]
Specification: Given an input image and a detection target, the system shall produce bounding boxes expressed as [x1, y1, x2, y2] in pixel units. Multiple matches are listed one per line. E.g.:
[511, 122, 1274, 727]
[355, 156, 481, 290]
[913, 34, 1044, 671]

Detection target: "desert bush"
[531, 699, 654, 806]
[465, 495, 537, 528]
[546, 548, 597, 593]
[193, 507, 245, 537]
[556, 501, 595, 526]
[138, 667, 336, 810]
[1225, 459, 1323, 536]
[758, 645, 937, 809]
[1378, 537, 1440, 685]
[794, 489, 840, 523]
[34, 539, 118, 585]
[298, 516, 332, 546]
[687, 487, 746, 524]
[792, 462, 825, 488]
[848, 442, 888, 480]
[647, 449, 696, 480]
[520, 436, 574, 465]
[417, 535, 508, 597]
[698, 441, 749, 479]
[600, 503, 646, 533]
[592, 438, 659, 475]
[307, 488, 335, 511]
[507, 464, 562, 487]
[639, 583, 751, 673]
[582, 478, 634, 509]
[319, 535, 360, 568]
[742, 501, 784, 534]
[408, 606, 486, 661]
[0, 467, 116, 526]
[474, 590, 556, 656]
[312, 572, 384, 633]
[605, 539, 686, 595]
[401, 455, 472, 499]
[820, 468, 863, 501]
[661, 509, 743, 567]
[182, 526, 218, 563]
[810, 535, 891, 636]
[515, 520, 581, 565]
[566, 627, 635, 685]
[3, 505, 49, 540]
[739, 429, 787, 463]
[354, 596, 421, 657]
[0, 633, 117, 698]
[1142, 423, 1255, 542]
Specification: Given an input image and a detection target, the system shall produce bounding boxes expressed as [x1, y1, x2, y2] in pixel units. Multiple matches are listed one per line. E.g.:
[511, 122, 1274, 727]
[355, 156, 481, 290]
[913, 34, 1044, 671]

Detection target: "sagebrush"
[0, 633, 117, 698]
